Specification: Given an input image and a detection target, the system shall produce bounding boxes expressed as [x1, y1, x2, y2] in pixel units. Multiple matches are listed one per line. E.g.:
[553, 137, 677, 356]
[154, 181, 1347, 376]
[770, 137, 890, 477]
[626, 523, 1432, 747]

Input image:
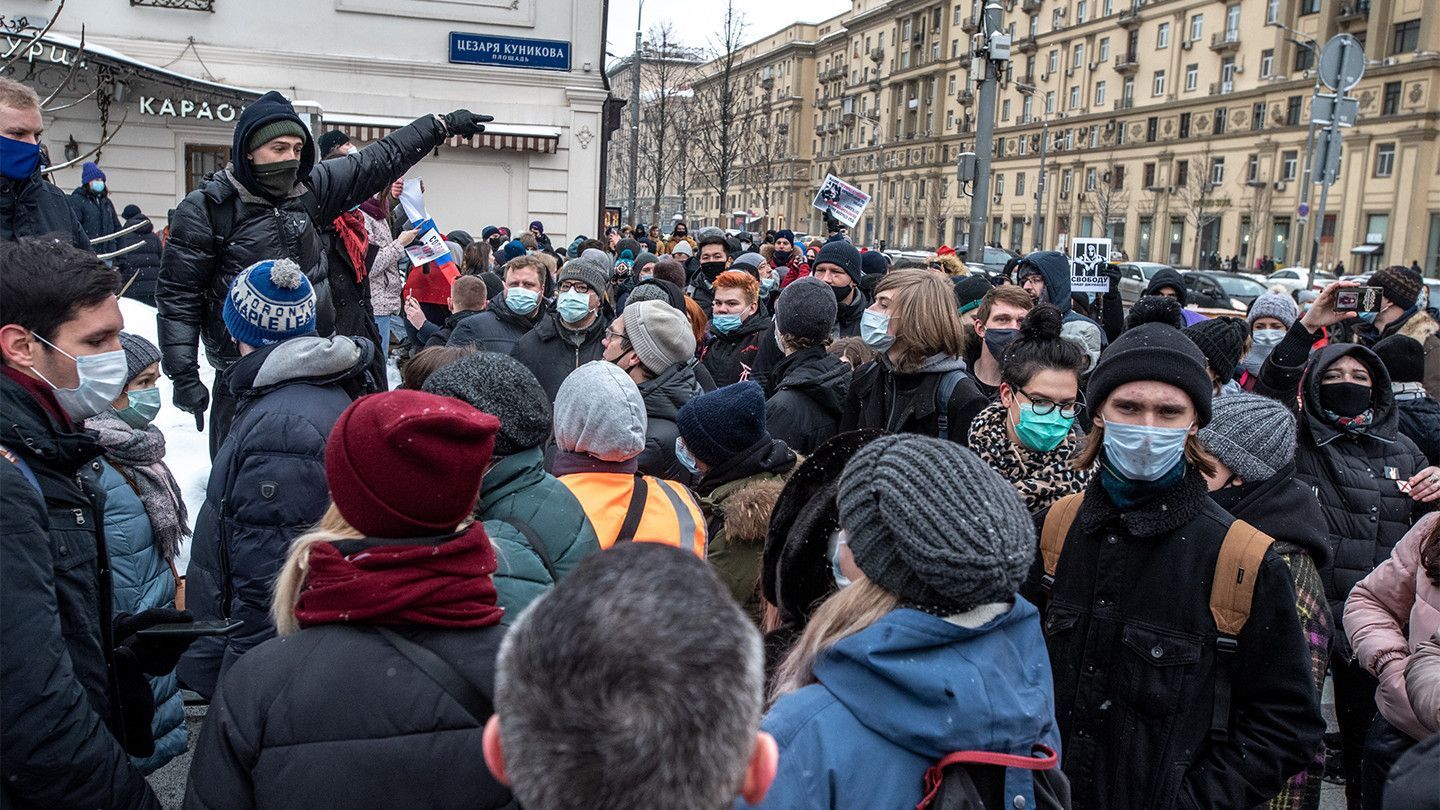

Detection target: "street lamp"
[628, 0, 645, 229]
[1016, 82, 1050, 252]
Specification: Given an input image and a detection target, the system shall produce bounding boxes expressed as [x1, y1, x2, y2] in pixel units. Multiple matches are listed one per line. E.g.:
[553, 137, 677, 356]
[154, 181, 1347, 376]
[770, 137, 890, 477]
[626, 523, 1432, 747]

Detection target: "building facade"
[10, 0, 608, 242]
[689, 0, 1440, 274]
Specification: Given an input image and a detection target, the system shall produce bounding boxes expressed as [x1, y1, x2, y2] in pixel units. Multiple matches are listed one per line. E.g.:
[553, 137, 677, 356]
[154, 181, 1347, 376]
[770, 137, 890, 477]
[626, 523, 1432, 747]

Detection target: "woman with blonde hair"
[839, 268, 989, 443]
[928, 245, 966, 276]
[185, 390, 514, 809]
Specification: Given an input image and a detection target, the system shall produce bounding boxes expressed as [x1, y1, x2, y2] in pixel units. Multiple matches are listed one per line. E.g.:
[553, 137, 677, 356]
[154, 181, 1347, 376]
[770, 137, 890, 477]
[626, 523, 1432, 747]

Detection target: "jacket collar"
[0, 367, 101, 471]
[1077, 466, 1210, 539]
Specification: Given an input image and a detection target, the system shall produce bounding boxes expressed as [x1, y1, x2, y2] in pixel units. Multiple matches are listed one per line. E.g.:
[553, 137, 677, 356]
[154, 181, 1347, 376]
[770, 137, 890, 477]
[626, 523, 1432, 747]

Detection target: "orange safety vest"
[558, 472, 707, 557]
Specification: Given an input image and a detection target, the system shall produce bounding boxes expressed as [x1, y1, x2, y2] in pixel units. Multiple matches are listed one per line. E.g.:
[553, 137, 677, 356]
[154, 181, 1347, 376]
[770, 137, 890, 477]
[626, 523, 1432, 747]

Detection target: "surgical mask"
[860, 309, 895, 351]
[0, 134, 41, 180]
[831, 282, 853, 304]
[88, 180, 105, 195]
[675, 437, 700, 475]
[251, 158, 300, 199]
[983, 328, 1020, 360]
[556, 290, 593, 324]
[1101, 419, 1191, 482]
[700, 261, 727, 281]
[1319, 381, 1372, 418]
[828, 530, 852, 589]
[30, 335, 129, 420]
[1014, 403, 1074, 452]
[1241, 328, 1284, 374]
[114, 386, 161, 429]
[506, 287, 539, 315]
[712, 313, 743, 334]
[760, 275, 779, 295]
[1357, 310, 1379, 324]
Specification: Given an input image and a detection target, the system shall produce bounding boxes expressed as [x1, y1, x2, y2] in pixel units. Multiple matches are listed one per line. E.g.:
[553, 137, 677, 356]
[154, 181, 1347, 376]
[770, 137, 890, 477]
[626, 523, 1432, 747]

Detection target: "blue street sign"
[449, 32, 571, 72]
[1298, 203, 1310, 217]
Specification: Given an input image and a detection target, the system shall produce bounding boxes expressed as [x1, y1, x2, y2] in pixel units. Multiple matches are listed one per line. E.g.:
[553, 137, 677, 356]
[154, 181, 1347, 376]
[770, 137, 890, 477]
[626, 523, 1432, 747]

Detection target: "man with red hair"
[701, 270, 770, 387]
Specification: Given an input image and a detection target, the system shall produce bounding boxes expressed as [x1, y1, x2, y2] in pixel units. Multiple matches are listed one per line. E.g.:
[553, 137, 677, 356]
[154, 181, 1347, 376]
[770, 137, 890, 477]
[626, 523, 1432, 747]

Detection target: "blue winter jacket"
[97, 461, 187, 774]
[743, 602, 1059, 810]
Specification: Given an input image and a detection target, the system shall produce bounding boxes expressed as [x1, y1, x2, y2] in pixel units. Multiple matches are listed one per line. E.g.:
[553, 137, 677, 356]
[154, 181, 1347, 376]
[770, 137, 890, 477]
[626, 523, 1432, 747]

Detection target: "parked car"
[1116, 261, 1176, 304]
[958, 245, 1022, 275]
[1265, 267, 1336, 293]
[1182, 271, 1270, 312]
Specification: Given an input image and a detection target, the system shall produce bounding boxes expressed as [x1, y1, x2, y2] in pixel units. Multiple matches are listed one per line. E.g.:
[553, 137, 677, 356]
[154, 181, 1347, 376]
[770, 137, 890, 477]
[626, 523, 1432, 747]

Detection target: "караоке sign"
[449, 32, 571, 72]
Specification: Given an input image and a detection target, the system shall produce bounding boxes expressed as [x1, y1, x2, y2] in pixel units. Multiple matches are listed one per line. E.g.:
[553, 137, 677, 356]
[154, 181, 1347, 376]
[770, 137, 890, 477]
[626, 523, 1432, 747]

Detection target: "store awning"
[1350, 244, 1384, 255]
[326, 113, 560, 155]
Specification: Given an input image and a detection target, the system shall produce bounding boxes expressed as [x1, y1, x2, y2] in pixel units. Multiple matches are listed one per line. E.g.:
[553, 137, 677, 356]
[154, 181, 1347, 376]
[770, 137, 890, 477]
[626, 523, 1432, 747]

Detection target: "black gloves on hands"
[112, 648, 158, 758]
[443, 110, 495, 137]
[114, 608, 195, 676]
[1102, 264, 1122, 296]
[171, 375, 209, 431]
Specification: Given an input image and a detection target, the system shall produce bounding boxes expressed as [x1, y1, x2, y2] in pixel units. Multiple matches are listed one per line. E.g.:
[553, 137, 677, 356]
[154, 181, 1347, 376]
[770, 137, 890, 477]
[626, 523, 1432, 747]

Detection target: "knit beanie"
[626, 279, 685, 312]
[776, 229, 796, 244]
[246, 118, 308, 153]
[553, 361, 647, 461]
[623, 300, 696, 374]
[837, 435, 1035, 614]
[814, 240, 863, 285]
[481, 225, 501, 240]
[635, 251, 659, 272]
[117, 331, 161, 384]
[421, 352, 552, 456]
[81, 161, 104, 184]
[530, 220, 544, 232]
[559, 254, 612, 295]
[222, 259, 317, 347]
[732, 252, 766, 277]
[121, 204, 142, 220]
[1369, 266, 1422, 311]
[1087, 322, 1214, 426]
[500, 239, 527, 263]
[1247, 292, 1299, 329]
[1198, 392, 1296, 482]
[775, 277, 837, 342]
[952, 274, 991, 314]
[676, 381, 769, 468]
[326, 391, 500, 538]
[671, 240, 694, 257]
[1183, 317, 1247, 384]
[861, 250, 891, 276]
[317, 129, 350, 157]
[1124, 295, 1186, 330]
[1373, 334, 1426, 384]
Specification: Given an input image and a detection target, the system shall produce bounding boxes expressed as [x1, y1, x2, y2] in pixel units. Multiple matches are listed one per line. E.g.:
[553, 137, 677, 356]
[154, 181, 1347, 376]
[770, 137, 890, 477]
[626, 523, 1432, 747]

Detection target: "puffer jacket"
[1345, 512, 1440, 742]
[511, 312, 610, 402]
[96, 461, 187, 774]
[765, 346, 851, 455]
[0, 170, 90, 250]
[1406, 632, 1440, 735]
[157, 91, 447, 377]
[840, 354, 988, 443]
[700, 312, 771, 388]
[184, 622, 511, 809]
[363, 209, 406, 318]
[1392, 383, 1440, 466]
[635, 359, 704, 484]
[1354, 306, 1440, 402]
[178, 335, 374, 698]
[696, 439, 797, 622]
[117, 214, 163, 308]
[834, 286, 868, 338]
[448, 291, 547, 353]
[68, 185, 121, 244]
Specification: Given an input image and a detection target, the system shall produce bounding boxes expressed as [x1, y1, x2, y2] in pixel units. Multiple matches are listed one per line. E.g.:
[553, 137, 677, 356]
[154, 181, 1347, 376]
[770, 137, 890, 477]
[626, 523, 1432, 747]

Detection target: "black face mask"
[983, 328, 1019, 360]
[1318, 381, 1373, 418]
[1210, 477, 1264, 511]
[675, 229, 687, 237]
[700, 261, 727, 281]
[832, 282, 852, 304]
[251, 159, 300, 199]
[774, 250, 793, 265]
[488, 236, 504, 248]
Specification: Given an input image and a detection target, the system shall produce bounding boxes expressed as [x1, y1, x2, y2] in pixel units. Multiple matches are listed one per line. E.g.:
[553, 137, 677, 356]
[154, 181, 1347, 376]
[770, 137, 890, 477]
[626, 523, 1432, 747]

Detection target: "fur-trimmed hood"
[720, 477, 787, 545]
[1398, 309, 1440, 343]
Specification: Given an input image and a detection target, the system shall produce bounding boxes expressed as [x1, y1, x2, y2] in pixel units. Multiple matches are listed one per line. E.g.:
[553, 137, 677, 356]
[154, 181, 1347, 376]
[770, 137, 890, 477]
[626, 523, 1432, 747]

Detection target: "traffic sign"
[1319, 34, 1365, 92]
[1299, 203, 1310, 217]
[1314, 129, 1344, 186]
[1311, 93, 1360, 127]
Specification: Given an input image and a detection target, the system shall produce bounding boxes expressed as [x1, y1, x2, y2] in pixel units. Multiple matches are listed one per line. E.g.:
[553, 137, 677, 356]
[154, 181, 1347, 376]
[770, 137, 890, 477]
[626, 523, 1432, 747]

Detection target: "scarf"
[85, 413, 189, 561]
[294, 523, 504, 629]
[335, 210, 370, 284]
[358, 195, 389, 222]
[1098, 455, 1188, 511]
[967, 402, 1089, 514]
[1324, 407, 1374, 434]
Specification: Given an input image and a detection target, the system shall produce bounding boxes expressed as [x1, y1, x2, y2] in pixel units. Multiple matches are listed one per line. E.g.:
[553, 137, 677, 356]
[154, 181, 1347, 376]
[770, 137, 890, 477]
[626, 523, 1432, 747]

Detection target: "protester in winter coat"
[1023, 322, 1325, 810]
[512, 254, 611, 401]
[1, 241, 173, 809]
[602, 299, 705, 483]
[966, 305, 1089, 514]
[749, 435, 1059, 810]
[0, 78, 90, 250]
[116, 205, 164, 308]
[1239, 292, 1299, 392]
[677, 382, 797, 622]
[765, 279, 851, 455]
[67, 162, 122, 246]
[185, 391, 513, 809]
[1352, 266, 1440, 400]
[359, 183, 416, 358]
[1345, 514, 1440, 805]
[552, 361, 706, 553]
[1407, 631, 1440, 735]
[179, 259, 376, 699]
[87, 333, 189, 774]
[809, 240, 868, 337]
[841, 269, 988, 443]
[967, 285, 1034, 400]
[448, 254, 551, 354]
[1139, 267, 1209, 326]
[1014, 251, 1108, 361]
[1198, 393, 1334, 810]
[688, 233, 734, 317]
[700, 270, 771, 387]
[404, 273, 487, 349]
[1184, 316, 1248, 396]
[770, 229, 810, 287]
[1381, 732, 1440, 810]
[422, 352, 600, 616]
[1375, 334, 1440, 466]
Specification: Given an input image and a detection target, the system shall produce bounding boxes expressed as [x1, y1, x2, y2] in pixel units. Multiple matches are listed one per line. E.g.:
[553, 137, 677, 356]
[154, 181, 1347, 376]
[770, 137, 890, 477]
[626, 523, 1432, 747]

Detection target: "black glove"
[114, 608, 195, 676]
[1102, 263, 1122, 296]
[111, 648, 157, 758]
[442, 109, 494, 137]
[171, 374, 209, 431]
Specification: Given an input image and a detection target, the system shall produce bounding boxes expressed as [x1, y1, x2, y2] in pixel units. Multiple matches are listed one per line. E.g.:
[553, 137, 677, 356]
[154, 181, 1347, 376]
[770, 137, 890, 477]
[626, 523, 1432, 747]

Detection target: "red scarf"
[334, 210, 371, 284]
[294, 523, 504, 629]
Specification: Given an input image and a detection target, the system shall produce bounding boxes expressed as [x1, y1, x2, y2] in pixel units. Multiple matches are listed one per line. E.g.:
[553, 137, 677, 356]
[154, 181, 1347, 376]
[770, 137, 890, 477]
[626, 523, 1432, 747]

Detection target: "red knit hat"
[325, 390, 500, 538]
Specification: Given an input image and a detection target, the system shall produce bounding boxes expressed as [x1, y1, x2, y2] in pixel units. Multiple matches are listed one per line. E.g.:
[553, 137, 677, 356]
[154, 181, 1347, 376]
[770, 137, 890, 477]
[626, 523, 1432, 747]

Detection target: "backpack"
[935, 368, 968, 441]
[1039, 492, 1274, 740]
[918, 745, 1070, 810]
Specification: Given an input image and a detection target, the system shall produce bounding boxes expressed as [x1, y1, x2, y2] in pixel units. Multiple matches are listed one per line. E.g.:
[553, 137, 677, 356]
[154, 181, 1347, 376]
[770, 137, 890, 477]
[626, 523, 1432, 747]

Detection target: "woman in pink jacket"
[1345, 511, 1440, 808]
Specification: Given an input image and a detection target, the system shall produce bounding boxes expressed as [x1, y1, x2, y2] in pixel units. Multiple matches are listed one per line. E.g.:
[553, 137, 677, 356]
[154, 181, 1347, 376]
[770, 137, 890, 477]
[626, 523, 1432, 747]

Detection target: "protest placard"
[811, 174, 871, 228]
[1070, 237, 1112, 294]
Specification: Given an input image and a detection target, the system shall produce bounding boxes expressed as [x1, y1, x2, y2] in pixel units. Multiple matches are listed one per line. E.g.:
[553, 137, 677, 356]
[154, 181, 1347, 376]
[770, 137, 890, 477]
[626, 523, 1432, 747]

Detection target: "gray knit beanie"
[553, 361, 647, 461]
[775, 277, 838, 343]
[625, 283, 670, 306]
[559, 254, 611, 296]
[117, 331, 161, 385]
[1198, 392, 1296, 482]
[837, 435, 1035, 614]
[421, 352, 552, 456]
[623, 300, 697, 374]
[1247, 292, 1299, 329]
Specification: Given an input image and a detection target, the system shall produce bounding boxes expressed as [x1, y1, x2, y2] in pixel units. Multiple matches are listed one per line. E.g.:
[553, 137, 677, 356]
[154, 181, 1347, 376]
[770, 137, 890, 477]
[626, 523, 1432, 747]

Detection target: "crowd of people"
[3, 77, 1440, 810]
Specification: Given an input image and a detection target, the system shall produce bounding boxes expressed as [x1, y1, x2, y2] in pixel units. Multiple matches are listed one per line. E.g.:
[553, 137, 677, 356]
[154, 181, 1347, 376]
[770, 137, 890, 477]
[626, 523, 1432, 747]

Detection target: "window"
[1225, 4, 1240, 36]
[1070, 86, 1081, 109]
[1048, 49, 1059, 74]
[1077, 1, 1087, 24]
[1214, 107, 1227, 134]
[948, 75, 956, 94]
[995, 174, 1005, 197]
[1023, 95, 1034, 119]
[185, 144, 230, 193]
[1112, 165, 1126, 189]
[1086, 167, 1097, 191]
[1179, 112, 1191, 138]
[1061, 169, 1073, 194]
[1247, 154, 1259, 183]
[1157, 23, 1170, 49]
[1143, 162, 1156, 188]
[1046, 90, 1056, 114]
[1375, 143, 1396, 177]
[1095, 80, 1107, 106]
[1146, 116, 1158, 142]
[1366, 214, 1390, 243]
[1002, 99, 1012, 120]
[1286, 96, 1302, 126]
[1073, 43, 1084, 68]
[1393, 21, 1420, 55]
[946, 110, 954, 130]
[1252, 101, 1266, 130]
[1266, 0, 1279, 24]
[1176, 160, 1189, 186]
[1383, 81, 1402, 115]
[954, 4, 962, 25]
[1153, 70, 1167, 97]
[1017, 172, 1027, 196]
[1260, 49, 1274, 77]
[1103, 0, 1113, 15]
[952, 40, 959, 58]
[1210, 157, 1225, 185]
[1099, 37, 1111, 61]
[1052, 8, 1064, 29]
[1281, 150, 1298, 180]
[1295, 47, 1314, 72]
[1185, 64, 1199, 91]
[1189, 14, 1203, 42]
[1299, 0, 1319, 13]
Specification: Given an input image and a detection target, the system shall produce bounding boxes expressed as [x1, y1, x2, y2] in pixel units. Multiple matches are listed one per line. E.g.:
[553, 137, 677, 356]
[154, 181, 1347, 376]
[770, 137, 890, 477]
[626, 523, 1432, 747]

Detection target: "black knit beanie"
[1087, 322, 1214, 426]
[1183, 317, 1247, 384]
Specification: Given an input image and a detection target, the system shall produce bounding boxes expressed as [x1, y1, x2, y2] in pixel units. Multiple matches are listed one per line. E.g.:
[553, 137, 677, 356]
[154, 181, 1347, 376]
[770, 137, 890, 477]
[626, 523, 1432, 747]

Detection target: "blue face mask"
[760, 275, 779, 294]
[89, 180, 105, 195]
[1101, 419, 1192, 482]
[712, 313, 743, 334]
[556, 290, 593, 324]
[0, 134, 41, 181]
[675, 437, 700, 475]
[828, 530, 852, 589]
[860, 308, 895, 351]
[1357, 310, 1379, 324]
[113, 386, 161, 429]
[506, 287, 540, 315]
[1014, 403, 1074, 452]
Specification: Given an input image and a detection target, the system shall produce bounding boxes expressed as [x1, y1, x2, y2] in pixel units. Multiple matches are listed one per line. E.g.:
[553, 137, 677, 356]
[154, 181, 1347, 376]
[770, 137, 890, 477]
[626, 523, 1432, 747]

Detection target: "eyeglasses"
[558, 281, 591, 294]
[1019, 388, 1083, 418]
[604, 326, 630, 345]
[928, 262, 944, 270]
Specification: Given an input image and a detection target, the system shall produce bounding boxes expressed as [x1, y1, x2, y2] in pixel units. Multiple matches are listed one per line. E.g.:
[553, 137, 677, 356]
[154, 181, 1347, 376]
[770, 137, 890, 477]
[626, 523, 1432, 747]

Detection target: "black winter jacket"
[1393, 387, 1440, 466]
[68, 185, 120, 245]
[117, 214, 163, 308]
[637, 359, 704, 485]
[511, 312, 609, 402]
[417, 309, 484, 349]
[1023, 472, 1324, 810]
[183, 622, 511, 809]
[0, 171, 90, 250]
[840, 354, 988, 444]
[177, 336, 374, 699]
[449, 292, 546, 353]
[834, 286, 867, 338]
[700, 312, 770, 388]
[765, 346, 851, 455]
[157, 92, 446, 377]
[0, 371, 158, 809]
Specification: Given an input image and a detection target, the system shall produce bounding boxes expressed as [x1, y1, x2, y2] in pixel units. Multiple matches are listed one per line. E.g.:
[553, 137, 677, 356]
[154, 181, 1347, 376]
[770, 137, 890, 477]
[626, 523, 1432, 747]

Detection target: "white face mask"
[31, 335, 128, 420]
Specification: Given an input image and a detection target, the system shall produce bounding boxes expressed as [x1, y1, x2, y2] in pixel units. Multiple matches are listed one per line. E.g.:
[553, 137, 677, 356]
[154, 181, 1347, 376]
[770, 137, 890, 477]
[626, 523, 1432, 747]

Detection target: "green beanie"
[247, 119, 308, 153]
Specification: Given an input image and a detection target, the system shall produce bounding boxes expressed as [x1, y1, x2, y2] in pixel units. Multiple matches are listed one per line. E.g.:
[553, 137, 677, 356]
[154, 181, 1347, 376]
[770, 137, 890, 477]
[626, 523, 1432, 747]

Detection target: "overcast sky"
[605, 0, 851, 60]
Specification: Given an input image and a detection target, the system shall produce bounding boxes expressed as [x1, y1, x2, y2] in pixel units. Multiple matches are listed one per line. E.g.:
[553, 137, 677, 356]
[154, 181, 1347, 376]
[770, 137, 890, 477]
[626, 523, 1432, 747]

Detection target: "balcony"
[1337, 1, 1369, 26]
[869, 48, 885, 62]
[1209, 80, 1234, 95]
[1114, 98, 1134, 110]
[1114, 53, 1139, 73]
[1210, 30, 1240, 53]
[818, 65, 846, 82]
[1118, 7, 1143, 29]
[960, 15, 978, 33]
[1016, 34, 1039, 54]
[1022, 0, 1044, 12]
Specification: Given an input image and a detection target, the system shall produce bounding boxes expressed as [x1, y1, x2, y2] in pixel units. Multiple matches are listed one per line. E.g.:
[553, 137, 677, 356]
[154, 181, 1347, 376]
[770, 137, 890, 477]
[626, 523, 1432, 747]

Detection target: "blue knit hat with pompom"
[222, 258, 317, 347]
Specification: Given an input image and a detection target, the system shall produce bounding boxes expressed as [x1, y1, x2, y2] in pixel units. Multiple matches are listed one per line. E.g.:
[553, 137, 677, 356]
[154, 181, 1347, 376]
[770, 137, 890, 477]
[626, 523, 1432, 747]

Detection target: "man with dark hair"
[483, 543, 777, 809]
[766, 277, 849, 454]
[0, 77, 90, 249]
[1, 239, 190, 809]
[690, 233, 734, 317]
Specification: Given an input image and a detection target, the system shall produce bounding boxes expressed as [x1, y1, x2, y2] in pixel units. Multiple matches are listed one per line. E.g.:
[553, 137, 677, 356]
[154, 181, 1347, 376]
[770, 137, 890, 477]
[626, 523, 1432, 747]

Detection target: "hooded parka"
[0, 165, 91, 250]
[764, 346, 851, 455]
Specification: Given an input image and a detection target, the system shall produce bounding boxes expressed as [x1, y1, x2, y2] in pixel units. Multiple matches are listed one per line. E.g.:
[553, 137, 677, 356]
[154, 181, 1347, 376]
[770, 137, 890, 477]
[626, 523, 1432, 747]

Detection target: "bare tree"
[1082, 154, 1130, 243]
[1242, 180, 1272, 270]
[1174, 144, 1230, 269]
[925, 173, 955, 248]
[693, 0, 746, 224]
[641, 23, 693, 226]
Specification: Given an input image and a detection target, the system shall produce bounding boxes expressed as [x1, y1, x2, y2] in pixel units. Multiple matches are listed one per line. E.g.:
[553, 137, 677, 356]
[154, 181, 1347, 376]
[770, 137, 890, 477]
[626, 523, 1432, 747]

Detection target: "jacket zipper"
[217, 496, 234, 618]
